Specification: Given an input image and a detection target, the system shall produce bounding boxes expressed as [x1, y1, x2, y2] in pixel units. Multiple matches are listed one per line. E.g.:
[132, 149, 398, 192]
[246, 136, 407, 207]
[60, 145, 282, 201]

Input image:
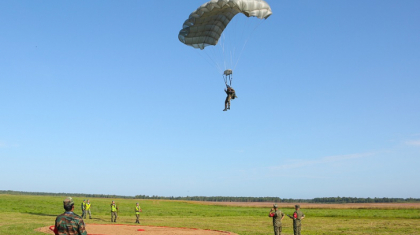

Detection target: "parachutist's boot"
[228, 106, 230, 110]
[223, 109, 227, 111]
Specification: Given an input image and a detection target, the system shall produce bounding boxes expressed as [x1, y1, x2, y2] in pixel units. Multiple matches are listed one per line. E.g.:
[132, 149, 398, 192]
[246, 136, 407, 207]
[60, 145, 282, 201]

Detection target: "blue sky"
[1, 0, 419, 199]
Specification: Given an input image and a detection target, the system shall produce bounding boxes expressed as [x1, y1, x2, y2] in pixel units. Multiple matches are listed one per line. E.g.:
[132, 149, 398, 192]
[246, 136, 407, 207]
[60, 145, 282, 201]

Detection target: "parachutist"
[223, 85, 237, 111]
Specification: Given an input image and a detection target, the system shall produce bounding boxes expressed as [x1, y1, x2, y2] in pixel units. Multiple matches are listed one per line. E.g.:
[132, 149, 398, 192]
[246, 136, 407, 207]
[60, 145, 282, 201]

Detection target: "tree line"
[1, 190, 419, 203]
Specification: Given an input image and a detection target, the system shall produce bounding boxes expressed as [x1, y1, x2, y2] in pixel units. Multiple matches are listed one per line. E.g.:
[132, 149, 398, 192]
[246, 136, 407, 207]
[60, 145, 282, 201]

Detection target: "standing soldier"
[54, 197, 87, 235]
[81, 199, 86, 219]
[85, 200, 92, 219]
[135, 203, 142, 224]
[287, 205, 305, 235]
[111, 201, 118, 223]
[268, 204, 284, 235]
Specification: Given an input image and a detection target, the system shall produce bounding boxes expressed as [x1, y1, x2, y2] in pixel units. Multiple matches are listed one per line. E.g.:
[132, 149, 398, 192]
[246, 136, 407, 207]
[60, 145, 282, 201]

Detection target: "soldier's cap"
[63, 197, 74, 206]
[295, 204, 300, 208]
[273, 204, 278, 208]
[83, 199, 86, 201]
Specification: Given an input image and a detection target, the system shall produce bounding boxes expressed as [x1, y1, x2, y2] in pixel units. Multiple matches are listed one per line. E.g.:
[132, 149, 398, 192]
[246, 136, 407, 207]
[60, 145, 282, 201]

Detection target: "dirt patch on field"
[36, 224, 237, 235]
[188, 201, 420, 209]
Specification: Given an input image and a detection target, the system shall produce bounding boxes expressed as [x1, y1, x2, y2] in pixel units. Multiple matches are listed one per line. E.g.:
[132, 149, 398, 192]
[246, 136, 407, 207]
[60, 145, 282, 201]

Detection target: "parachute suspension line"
[223, 73, 233, 87]
[206, 49, 224, 74]
[229, 12, 239, 70]
[233, 19, 265, 71]
[196, 49, 223, 75]
[219, 33, 227, 71]
[231, 16, 250, 71]
[223, 69, 233, 86]
[212, 39, 224, 73]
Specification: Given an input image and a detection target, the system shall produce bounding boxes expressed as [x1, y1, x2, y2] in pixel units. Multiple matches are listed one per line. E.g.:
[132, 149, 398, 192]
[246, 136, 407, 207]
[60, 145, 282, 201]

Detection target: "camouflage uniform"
[269, 205, 285, 235]
[80, 200, 86, 219]
[288, 205, 305, 235]
[54, 197, 87, 235]
[223, 87, 236, 111]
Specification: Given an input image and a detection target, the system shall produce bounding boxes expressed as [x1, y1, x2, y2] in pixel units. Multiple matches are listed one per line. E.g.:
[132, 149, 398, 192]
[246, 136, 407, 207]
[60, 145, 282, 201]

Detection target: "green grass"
[0, 194, 419, 235]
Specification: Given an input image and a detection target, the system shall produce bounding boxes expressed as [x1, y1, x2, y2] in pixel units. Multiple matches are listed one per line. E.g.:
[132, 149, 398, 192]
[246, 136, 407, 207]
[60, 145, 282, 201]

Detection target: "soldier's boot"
[223, 102, 229, 111]
[228, 105, 230, 110]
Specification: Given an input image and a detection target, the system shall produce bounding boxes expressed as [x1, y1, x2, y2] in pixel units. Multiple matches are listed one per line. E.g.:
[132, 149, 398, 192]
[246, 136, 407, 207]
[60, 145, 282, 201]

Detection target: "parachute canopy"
[179, 0, 272, 50]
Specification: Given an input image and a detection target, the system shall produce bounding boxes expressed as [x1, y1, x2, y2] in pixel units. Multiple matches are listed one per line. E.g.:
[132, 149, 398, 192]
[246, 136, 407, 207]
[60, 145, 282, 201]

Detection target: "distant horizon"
[2, 190, 419, 202]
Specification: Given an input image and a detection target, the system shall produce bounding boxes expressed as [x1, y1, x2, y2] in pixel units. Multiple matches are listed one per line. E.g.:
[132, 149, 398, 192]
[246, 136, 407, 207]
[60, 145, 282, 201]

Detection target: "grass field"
[0, 194, 419, 235]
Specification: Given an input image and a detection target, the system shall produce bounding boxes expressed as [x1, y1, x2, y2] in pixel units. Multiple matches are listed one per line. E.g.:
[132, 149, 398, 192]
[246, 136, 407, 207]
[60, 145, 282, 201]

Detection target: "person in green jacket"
[269, 204, 285, 235]
[287, 205, 305, 235]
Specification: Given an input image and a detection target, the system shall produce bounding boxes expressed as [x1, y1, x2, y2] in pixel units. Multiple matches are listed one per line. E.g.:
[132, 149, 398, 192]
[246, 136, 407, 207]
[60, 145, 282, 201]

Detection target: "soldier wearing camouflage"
[54, 197, 87, 235]
[287, 205, 305, 235]
[223, 86, 237, 111]
[269, 204, 285, 235]
[81, 200, 86, 219]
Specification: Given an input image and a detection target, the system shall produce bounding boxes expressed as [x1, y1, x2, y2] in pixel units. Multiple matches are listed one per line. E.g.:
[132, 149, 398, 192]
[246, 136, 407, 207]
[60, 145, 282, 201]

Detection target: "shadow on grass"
[86, 218, 107, 222]
[25, 212, 56, 217]
[24, 213, 108, 222]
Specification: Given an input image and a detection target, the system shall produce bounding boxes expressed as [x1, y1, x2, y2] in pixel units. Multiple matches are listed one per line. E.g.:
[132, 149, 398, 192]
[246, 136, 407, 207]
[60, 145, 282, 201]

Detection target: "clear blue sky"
[1, 0, 419, 199]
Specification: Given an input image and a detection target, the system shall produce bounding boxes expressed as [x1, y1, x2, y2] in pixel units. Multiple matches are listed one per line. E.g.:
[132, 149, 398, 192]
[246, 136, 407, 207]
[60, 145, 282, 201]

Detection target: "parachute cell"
[179, 0, 272, 50]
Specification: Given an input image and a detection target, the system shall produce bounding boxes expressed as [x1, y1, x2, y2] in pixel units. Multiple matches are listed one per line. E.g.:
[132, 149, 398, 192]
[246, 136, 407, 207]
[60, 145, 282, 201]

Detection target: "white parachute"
[178, 0, 272, 84]
[179, 0, 272, 49]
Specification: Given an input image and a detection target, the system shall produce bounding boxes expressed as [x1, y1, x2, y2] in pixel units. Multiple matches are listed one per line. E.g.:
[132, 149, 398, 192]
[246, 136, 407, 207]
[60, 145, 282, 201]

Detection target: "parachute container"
[224, 69, 233, 76]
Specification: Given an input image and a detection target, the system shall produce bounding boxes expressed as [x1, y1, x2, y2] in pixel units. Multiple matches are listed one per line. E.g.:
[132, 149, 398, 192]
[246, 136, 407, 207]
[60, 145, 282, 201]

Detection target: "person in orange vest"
[135, 203, 142, 224]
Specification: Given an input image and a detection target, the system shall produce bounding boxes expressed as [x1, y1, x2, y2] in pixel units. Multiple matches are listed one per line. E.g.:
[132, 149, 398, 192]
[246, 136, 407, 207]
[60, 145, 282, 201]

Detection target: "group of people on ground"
[54, 197, 304, 235]
[269, 204, 305, 235]
[54, 197, 142, 235]
[80, 199, 92, 220]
